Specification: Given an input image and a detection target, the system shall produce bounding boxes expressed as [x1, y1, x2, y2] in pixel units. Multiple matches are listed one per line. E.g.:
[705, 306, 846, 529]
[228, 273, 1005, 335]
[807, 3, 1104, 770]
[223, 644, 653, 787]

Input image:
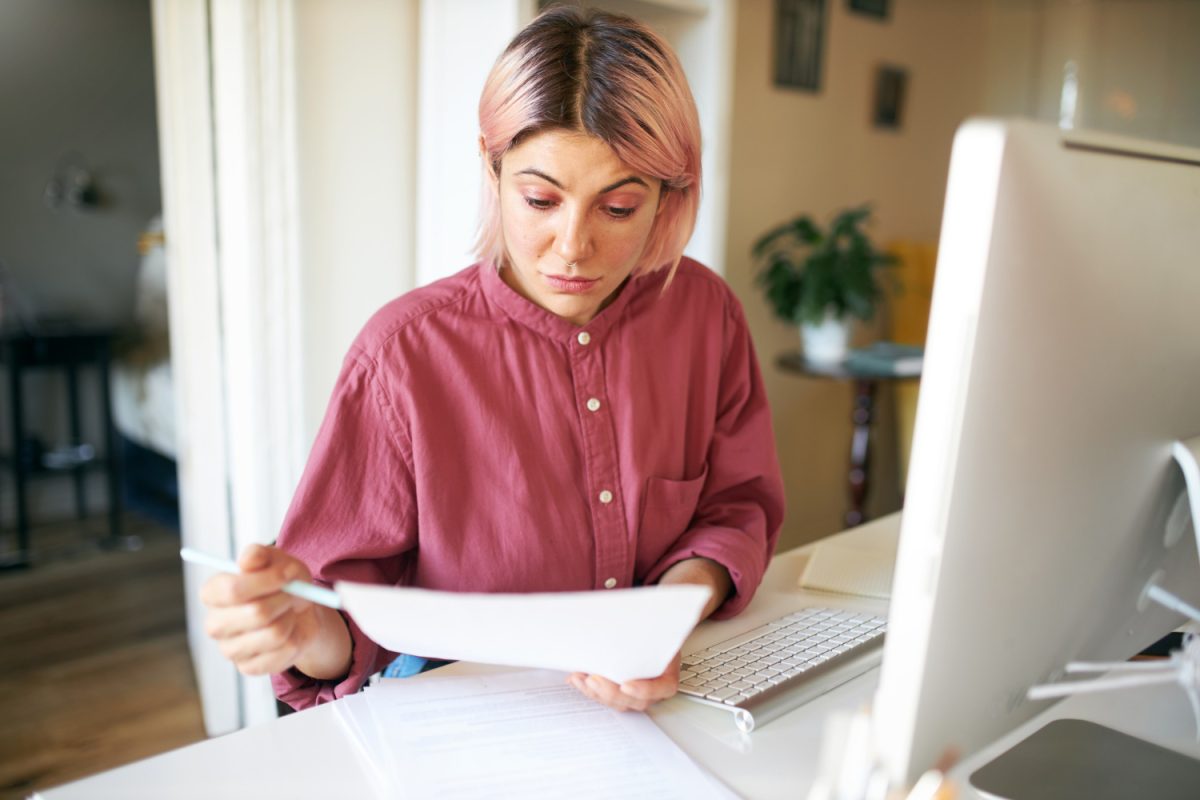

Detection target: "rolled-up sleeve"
[270, 349, 418, 710]
[644, 296, 785, 618]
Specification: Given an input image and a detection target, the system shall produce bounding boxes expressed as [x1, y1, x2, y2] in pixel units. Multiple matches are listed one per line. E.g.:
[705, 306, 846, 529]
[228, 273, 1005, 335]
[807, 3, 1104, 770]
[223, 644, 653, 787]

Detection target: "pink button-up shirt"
[272, 258, 785, 709]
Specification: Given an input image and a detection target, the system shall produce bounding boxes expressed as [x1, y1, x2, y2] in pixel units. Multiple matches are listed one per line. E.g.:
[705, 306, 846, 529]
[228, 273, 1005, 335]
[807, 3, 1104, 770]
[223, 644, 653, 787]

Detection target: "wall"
[1080, 0, 1200, 147]
[293, 0, 420, 441]
[725, 0, 993, 551]
[0, 0, 160, 326]
[0, 0, 160, 527]
[982, 0, 1200, 148]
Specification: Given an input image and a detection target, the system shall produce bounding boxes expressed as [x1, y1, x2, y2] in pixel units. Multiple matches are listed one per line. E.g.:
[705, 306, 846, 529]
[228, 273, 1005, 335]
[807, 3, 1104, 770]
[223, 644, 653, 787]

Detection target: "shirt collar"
[479, 262, 646, 344]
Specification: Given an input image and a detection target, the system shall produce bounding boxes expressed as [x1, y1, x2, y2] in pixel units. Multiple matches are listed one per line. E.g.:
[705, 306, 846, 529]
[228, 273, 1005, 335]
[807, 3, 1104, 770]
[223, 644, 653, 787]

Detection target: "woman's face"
[496, 129, 662, 326]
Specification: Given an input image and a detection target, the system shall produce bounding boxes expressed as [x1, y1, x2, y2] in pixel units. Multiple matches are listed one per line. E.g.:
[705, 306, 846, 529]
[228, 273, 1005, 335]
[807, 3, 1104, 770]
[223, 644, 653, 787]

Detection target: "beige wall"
[294, 0, 420, 442]
[982, 0, 1200, 147]
[726, 0, 992, 551]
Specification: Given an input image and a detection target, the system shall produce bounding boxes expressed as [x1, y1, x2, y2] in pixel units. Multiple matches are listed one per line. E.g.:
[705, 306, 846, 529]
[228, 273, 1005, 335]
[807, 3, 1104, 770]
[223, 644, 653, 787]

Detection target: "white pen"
[180, 547, 343, 610]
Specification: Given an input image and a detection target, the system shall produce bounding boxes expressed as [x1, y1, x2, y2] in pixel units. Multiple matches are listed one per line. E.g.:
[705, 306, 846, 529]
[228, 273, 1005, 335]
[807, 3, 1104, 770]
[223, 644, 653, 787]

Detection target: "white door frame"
[151, 0, 305, 734]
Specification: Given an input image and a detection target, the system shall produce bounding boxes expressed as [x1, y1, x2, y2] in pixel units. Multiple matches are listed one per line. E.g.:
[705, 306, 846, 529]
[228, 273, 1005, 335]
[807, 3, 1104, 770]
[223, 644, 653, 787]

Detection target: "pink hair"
[474, 6, 702, 279]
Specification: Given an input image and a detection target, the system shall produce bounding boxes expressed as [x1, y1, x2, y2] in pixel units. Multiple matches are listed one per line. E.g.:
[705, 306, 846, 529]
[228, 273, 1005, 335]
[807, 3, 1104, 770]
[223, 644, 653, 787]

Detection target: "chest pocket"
[638, 465, 709, 549]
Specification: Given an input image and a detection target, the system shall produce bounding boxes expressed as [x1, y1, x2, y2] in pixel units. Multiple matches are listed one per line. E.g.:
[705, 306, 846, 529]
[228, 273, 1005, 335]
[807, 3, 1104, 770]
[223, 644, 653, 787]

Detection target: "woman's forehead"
[503, 129, 651, 192]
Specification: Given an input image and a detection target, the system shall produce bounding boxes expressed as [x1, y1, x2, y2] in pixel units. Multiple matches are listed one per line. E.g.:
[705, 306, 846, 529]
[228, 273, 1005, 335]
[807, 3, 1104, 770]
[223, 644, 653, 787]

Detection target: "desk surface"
[37, 514, 1200, 799]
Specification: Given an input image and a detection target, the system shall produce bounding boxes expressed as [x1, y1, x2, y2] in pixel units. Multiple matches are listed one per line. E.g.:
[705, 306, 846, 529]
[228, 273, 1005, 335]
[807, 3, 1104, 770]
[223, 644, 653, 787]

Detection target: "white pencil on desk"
[179, 547, 343, 610]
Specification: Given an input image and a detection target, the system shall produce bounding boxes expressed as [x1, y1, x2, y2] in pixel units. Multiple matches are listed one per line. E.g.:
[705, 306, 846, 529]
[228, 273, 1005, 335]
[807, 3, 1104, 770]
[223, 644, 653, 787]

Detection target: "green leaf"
[751, 204, 892, 326]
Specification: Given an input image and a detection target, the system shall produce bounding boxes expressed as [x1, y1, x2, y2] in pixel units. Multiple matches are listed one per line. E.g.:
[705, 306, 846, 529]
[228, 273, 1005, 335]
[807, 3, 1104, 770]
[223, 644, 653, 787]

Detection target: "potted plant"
[753, 205, 894, 363]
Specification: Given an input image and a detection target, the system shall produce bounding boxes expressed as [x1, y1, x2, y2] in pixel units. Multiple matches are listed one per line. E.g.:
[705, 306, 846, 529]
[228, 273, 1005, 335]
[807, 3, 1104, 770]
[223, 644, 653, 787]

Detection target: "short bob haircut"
[475, 6, 702, 278]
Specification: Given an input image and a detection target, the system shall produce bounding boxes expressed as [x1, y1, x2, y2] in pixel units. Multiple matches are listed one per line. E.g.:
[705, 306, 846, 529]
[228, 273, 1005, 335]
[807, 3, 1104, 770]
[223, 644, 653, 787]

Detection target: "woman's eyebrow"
[599, 176, 649, 193]
[514, 168, 649, 194]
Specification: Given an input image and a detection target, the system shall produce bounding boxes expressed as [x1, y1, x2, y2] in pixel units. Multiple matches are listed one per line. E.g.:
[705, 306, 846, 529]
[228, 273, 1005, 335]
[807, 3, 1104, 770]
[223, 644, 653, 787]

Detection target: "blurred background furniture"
[110, 217, 179, 531]
[0, 325, 122, 568]
[777, 352, 919, 528]
[773, 240, 936, 529]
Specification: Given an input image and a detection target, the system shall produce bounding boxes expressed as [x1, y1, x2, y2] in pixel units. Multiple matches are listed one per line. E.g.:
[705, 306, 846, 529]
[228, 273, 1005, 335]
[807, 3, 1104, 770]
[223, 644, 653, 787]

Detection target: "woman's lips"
[543, 273, 601, 294]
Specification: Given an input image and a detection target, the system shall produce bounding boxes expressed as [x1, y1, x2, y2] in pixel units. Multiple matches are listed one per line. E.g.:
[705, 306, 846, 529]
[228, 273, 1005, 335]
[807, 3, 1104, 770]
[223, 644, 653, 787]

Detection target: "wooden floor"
[0, 514, 206, 799]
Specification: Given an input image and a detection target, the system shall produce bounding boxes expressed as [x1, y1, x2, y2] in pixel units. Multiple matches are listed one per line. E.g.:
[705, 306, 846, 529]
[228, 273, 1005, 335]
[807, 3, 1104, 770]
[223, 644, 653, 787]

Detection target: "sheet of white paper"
[336, 582, 711, 683]
[357, 669, 738, 799]
[334, 693, 394, 800]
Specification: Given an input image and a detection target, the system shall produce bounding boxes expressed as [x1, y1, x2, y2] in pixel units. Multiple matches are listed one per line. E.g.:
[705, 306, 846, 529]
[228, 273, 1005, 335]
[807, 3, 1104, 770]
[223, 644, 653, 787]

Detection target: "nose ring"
[565, 261, 578, 268]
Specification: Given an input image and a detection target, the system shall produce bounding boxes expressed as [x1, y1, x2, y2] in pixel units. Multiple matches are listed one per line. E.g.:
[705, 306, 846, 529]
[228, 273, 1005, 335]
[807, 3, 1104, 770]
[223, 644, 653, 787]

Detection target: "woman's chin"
[545, 297, 597, 326]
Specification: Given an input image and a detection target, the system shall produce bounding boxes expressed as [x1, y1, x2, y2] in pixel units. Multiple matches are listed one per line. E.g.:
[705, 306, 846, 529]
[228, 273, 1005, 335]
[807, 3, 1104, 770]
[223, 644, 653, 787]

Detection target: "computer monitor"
[872, 118, 1200, 786]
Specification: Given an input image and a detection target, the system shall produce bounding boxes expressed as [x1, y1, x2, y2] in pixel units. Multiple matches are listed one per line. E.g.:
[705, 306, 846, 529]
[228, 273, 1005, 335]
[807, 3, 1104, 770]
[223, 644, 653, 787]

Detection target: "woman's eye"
[524, 197, 554, 210]
[605, 206, 637, 219]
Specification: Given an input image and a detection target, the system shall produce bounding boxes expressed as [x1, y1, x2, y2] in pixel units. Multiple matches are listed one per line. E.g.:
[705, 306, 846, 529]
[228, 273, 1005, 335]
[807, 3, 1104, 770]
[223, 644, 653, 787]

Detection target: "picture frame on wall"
[873, 65, 908, 130]
[774, 0, 826, 92]
[848, 0, 889, 19]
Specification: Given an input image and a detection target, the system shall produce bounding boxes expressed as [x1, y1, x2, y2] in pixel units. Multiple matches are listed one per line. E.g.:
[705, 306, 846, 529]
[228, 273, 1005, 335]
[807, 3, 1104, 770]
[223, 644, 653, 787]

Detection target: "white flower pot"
[801, 313, 850, 364]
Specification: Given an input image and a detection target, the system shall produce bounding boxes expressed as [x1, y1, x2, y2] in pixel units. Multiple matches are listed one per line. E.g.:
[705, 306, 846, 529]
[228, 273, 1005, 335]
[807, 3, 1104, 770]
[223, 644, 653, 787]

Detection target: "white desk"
[37, 514, 1200, 799]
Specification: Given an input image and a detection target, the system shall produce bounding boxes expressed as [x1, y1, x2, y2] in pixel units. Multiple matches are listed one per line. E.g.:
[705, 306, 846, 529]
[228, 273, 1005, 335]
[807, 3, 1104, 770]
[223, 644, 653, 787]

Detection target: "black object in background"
[1137, 631, 1185, 658]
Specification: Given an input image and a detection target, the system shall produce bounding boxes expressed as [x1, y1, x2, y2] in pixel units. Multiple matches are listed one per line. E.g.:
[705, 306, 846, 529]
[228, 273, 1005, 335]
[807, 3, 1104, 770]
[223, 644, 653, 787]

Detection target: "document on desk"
[336, 669, 737, 799]
[336, 582, 711, 683]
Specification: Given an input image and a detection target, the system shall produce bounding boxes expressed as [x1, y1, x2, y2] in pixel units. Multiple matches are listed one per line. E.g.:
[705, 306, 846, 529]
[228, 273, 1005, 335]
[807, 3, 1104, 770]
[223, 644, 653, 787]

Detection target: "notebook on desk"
[797, 538, 897, 600]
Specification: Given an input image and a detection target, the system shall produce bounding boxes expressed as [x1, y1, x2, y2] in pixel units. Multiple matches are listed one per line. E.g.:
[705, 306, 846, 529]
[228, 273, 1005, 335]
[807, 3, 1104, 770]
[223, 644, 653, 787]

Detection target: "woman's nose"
[553, 207, 592, 266]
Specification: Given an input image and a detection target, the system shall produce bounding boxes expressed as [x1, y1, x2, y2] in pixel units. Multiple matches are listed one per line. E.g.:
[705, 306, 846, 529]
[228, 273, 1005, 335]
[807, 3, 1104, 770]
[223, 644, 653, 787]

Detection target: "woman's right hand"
[199, 544, 350, 679]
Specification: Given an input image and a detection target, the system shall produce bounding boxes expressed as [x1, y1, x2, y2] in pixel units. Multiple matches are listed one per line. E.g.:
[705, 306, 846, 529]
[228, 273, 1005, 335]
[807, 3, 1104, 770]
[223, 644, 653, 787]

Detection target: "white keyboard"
[677, 607, 887, 732]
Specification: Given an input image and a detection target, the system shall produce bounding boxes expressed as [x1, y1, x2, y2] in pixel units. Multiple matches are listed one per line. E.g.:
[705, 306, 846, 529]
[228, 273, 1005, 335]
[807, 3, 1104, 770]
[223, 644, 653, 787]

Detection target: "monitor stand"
[968, 718, 1200, 800]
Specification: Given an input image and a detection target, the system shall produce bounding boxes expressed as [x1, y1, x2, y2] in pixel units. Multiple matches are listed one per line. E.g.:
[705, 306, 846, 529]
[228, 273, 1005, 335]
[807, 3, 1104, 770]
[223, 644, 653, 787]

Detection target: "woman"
[200, 6, 785, 713]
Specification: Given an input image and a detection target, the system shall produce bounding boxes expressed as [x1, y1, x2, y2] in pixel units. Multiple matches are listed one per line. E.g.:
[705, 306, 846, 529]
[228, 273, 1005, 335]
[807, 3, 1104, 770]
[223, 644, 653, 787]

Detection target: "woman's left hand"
[568, 557, 729, 711]
[567, 651, 682, 712]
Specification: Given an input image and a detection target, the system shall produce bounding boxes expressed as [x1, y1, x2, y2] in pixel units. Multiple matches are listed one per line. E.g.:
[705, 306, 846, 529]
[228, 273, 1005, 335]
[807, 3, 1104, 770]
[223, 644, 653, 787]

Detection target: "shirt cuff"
[642, 525, 769, 619]
[270, 615, 395, 711]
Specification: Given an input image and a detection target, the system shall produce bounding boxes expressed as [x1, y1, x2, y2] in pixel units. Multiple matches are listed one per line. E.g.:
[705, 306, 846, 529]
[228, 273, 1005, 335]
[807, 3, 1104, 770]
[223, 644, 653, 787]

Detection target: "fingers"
[236, 543, 273, 571]
[619, 671, 679, 703]
[199, 546, 311, 609]
[567, 670, 678, 712]
[197, 545, 320, 676]
[569, 674, 645, 711]
[214, 609, 318, 676]
[204, 590, 297, 639]
[567, 652, 682, 712]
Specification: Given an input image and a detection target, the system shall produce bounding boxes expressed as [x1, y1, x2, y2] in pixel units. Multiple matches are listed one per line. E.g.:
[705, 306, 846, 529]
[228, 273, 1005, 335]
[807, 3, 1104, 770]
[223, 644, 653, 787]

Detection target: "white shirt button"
[576, 331, 591, 346]
[599, 489, 613, 504]
[586, 397, 601, 412]
[604, 577, 618, 589]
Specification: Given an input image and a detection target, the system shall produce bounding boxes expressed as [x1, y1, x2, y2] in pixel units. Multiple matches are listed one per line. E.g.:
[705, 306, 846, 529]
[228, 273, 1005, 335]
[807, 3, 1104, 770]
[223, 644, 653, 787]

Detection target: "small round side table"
[776, 351, 921, 528]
